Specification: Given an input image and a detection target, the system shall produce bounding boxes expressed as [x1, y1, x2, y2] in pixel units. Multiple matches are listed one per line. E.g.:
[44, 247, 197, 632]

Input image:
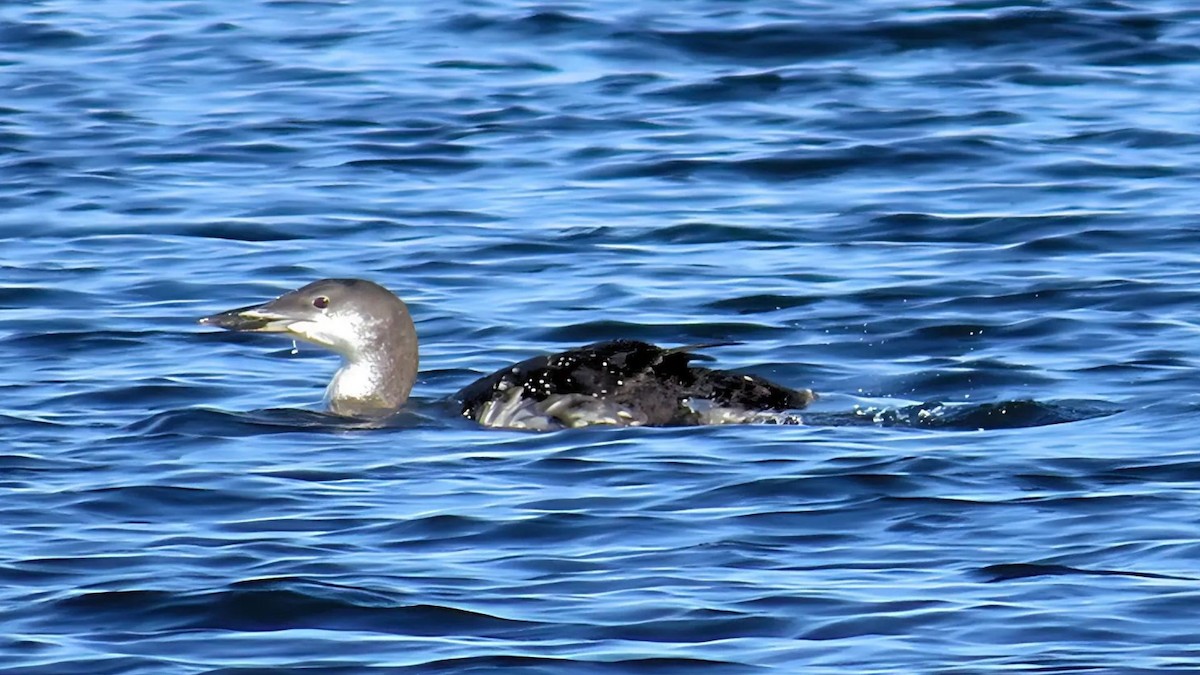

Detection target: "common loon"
[199, 278, 815, 429]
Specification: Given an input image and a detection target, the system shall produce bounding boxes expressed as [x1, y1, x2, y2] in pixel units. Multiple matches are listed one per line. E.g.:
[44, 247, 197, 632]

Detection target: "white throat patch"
[287, 315, 367, 359]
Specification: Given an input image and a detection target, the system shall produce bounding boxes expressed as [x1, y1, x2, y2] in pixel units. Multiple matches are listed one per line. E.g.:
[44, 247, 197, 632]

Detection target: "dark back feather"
[456, 339, 812, 425]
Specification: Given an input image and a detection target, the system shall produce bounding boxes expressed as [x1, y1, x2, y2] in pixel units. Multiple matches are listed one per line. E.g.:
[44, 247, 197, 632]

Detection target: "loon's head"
[200, 278, 419, 416]
[200, 279, 407, 357]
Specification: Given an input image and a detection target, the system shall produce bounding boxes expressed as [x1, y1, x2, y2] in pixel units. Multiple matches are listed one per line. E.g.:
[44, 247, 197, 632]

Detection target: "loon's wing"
[456, 339, 812, 429]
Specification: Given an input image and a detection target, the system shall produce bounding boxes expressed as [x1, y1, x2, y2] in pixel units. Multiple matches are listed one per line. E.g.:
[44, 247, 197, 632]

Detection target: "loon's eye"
[313, 296, 330, 309]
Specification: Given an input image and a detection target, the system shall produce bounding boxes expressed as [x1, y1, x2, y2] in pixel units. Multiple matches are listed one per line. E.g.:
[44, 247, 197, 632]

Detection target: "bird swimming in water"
[199, 278, 816, 430]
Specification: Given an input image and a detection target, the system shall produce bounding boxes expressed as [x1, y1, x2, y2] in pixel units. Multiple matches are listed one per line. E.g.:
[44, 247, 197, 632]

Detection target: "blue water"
[4, 0, 1200, 672]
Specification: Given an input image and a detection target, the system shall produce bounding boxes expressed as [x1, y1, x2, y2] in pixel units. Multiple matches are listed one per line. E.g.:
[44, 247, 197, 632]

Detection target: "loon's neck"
[325, 324, 418, 418]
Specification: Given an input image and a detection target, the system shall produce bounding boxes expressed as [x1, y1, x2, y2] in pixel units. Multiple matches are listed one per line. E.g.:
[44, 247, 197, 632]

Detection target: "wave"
[806, 398, 1121, 431]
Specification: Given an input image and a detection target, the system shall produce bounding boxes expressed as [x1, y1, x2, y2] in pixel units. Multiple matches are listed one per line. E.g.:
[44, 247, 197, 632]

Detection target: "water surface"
[3, 1, 1200, 672]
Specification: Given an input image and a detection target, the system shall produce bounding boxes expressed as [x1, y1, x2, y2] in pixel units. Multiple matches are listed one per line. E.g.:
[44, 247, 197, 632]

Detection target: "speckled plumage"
[456, 339, 814, 428]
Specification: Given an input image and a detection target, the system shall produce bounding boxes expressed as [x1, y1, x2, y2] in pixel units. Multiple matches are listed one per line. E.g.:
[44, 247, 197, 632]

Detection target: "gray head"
[200, 278, 419, 418]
